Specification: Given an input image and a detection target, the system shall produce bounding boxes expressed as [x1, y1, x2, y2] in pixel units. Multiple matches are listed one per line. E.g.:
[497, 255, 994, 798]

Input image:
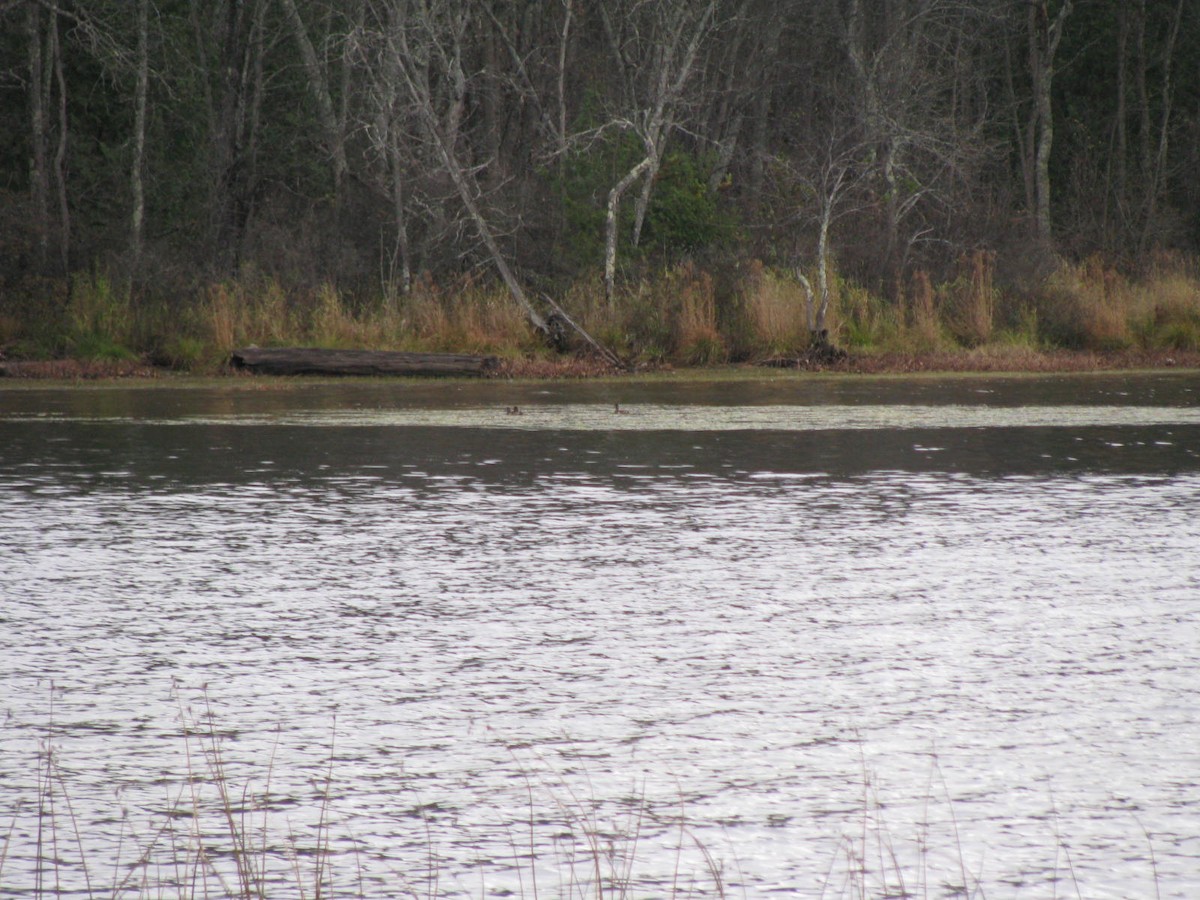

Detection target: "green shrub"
[68, 272, 133, 346]
[990, 305, 1042, 350]
[153, 335, 209, 370]
[68, 331, 136, 361]
[841, 284, 898, 349]
[1153, 321, 1200, 351]
[644, 151, 732, 254]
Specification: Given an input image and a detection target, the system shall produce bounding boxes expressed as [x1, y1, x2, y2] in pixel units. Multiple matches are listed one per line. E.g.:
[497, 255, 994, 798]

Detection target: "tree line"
[1, 0, 1197, 343]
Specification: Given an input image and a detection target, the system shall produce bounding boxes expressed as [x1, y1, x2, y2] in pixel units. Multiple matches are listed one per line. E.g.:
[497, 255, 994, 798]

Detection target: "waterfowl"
[506, 405, 523, 415]
[614, 403, 629, 414]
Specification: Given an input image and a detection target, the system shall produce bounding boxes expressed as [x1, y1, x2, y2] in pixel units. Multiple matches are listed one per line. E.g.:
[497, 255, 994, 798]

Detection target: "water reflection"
[1, 378, 1199, 898]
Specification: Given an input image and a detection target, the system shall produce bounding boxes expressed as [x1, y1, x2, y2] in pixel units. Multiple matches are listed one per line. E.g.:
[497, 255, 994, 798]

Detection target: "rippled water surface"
[2, 373, 1199, 897]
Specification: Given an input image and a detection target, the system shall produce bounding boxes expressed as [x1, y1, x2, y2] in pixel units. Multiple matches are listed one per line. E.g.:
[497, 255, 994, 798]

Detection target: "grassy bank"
[3, 255, 1200, 377]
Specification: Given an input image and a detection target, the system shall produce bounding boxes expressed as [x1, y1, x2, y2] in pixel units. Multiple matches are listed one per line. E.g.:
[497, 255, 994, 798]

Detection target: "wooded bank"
[2, 1, 1199, 366]
[4, 2, 1198, 294]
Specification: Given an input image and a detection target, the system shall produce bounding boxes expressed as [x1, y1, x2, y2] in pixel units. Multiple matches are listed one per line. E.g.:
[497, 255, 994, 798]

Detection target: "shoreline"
[2, 347, 1199, 384]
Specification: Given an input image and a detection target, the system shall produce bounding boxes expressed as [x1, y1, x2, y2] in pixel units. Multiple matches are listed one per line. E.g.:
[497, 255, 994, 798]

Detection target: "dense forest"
[1, 0, 1198, 367]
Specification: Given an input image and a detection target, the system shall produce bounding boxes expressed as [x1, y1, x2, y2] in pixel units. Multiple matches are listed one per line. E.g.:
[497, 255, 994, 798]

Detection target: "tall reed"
[4, 712, 1169, 900]
[738, 260, 810, 355]
[942, 250, 997, 348]
[667, 262, 726, 364]
[906, 269, 943, 350]
[2, 700, 729, 900]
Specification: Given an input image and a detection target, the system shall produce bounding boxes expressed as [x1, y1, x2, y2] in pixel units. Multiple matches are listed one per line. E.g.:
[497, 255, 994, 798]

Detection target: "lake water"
[2, 373, 1199, 898]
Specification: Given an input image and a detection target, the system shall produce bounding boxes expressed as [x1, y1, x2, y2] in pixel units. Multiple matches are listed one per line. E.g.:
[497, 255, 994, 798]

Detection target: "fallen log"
[231, 347, 499, 377]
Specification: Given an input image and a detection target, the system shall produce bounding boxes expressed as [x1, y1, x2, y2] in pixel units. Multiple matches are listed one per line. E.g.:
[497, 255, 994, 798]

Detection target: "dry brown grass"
[739, 260, 809, 353]
[907, 269, 944, 350]
[1038, 258, 1131, 349]
[668, 262, 726, 364]
[308, 282, 381, 347]
[942, 250, 997, 347]
[205, 277, 294, 352]
[7, 253, 1200, 377]
[1030, 257, 1200, 352]
[404, 274, 531, 354]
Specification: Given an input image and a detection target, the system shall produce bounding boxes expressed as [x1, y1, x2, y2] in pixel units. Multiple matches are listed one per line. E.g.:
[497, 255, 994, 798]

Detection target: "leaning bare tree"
[372, 0, 550, 334]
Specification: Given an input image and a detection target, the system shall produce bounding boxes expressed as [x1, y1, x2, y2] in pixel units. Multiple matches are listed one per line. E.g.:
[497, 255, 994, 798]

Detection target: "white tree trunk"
[131, 0, 148, 268]
[605, 156, 653, 306]
[630, 142, 663, 249]
[556, 0, 574, 164]
[1030, 0, 1072, 245]
[387, 130, 411, 298]
[814, 202, 833, 334]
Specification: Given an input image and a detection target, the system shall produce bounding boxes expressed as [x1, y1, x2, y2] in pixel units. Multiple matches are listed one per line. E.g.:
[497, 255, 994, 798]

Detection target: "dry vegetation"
[2, 254, 1199, 380]
[3, 703, 729, 900]
[6, 706, 1162, 900]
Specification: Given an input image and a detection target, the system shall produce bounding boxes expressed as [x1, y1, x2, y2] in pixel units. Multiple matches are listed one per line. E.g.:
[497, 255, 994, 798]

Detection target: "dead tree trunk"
[232, 347, 499, 376]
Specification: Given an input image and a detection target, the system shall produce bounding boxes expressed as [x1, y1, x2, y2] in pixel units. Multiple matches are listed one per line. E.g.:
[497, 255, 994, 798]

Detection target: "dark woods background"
[1, 0, 1197, 356]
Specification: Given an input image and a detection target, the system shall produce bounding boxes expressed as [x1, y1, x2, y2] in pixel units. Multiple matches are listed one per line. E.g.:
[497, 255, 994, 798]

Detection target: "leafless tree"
[378, 0, 550, 333]
[768, 132, 874, 336]
[1138, 0, 1185, 254]
[193, 0, 271, 269]
[21, 0, 74, 274]
[841, 0, 995, 288]
[359, 0, 418, 297]
[26, 0, 50, 269]
[596, 0, 719, 305]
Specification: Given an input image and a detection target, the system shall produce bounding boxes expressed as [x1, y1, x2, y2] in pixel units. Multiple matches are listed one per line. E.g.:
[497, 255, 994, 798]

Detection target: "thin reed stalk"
[3, 699, 1172, 900]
